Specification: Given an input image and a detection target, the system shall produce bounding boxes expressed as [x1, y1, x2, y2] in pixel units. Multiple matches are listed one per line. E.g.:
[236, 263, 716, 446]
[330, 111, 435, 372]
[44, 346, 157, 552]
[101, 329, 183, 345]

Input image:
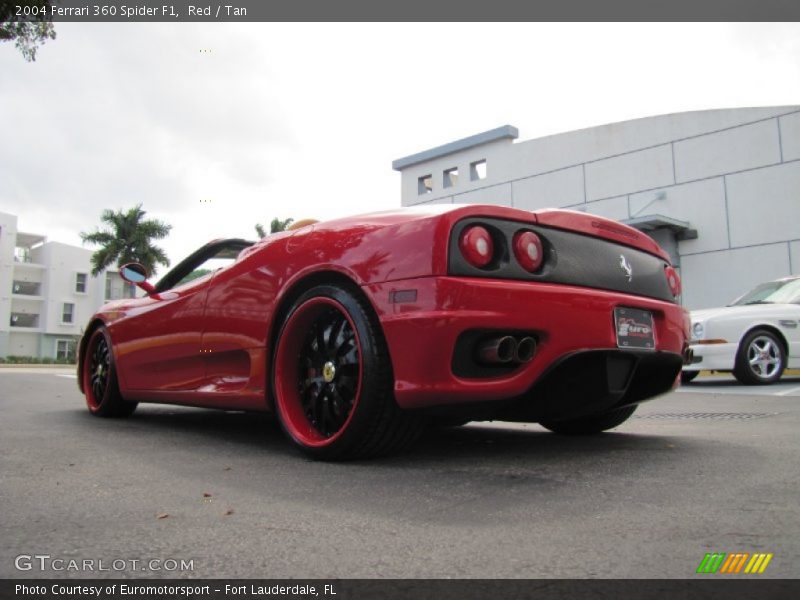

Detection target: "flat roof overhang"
[16, 232, 46, 248]
[392, 125, 519, 171]
[622, 214, 698, 241]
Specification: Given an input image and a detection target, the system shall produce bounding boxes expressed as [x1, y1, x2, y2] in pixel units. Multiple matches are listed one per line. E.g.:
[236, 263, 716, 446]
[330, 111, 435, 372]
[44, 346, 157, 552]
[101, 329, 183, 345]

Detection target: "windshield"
[154, 239, 254, 293]
[729, 278, 800, 306]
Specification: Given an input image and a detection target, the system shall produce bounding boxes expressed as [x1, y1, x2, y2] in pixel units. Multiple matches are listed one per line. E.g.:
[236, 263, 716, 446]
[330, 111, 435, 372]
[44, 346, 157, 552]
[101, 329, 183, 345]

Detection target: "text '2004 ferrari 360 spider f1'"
[78, 204, 690, 460]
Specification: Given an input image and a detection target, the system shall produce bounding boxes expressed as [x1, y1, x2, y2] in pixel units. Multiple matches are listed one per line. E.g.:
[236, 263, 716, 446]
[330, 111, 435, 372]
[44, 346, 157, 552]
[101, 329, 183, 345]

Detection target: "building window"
[56, 339, 77, 362]
[105, 276, 112, 300]
[124, 282, 137, 299]
[443, 167, 459, 188]
[62, 303, 75, 324]
[470, 159, 487, 181]
[13, 247, 31, 263]
[418, 174, 433, 195]
[75, 272, 87, 294]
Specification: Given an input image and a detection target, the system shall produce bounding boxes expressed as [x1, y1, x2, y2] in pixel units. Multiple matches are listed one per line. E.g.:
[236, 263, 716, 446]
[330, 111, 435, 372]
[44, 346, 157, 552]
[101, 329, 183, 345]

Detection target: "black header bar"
[5, 0, 800, 22]
[3, 579, 800, 600]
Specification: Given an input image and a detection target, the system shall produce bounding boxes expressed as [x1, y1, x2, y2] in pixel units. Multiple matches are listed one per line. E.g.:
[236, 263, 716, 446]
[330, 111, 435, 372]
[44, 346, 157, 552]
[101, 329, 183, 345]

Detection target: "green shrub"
[1, 355, 77, 365]
[6, 355, 35, 364]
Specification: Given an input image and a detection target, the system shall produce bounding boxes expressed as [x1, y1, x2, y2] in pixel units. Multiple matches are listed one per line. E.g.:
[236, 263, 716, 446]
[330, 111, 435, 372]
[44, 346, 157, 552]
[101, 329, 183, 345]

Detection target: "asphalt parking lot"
[1, 369, 798, 579]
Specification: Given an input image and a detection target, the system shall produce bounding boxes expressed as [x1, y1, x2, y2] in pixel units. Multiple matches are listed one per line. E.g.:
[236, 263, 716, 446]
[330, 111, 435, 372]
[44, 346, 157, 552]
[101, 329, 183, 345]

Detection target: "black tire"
[272, 284, 426, 460]
[82, 326, 138, 418]
[539, 404, 637, 435]
[733, 329, 786, 385]
[681, 370, 699, 384]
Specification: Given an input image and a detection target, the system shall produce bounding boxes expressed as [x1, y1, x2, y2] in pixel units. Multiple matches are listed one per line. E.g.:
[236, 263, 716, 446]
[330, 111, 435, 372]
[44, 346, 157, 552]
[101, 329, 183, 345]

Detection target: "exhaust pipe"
[683, 347, 694, 365]
[477, 335, 516, 365]
[515, 336, 537, 363]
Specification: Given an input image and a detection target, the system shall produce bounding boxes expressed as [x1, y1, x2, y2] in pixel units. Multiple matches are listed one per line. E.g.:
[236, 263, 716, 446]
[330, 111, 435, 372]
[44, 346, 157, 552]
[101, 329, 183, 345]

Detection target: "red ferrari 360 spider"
[78, 204, 690, 459]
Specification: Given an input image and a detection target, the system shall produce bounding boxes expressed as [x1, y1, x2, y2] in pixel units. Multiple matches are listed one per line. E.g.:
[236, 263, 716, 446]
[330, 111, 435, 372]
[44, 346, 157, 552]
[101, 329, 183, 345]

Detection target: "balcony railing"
[12, 281, 42, 296]
[10, 313, 40, 328]
[105, 282, 137, 301]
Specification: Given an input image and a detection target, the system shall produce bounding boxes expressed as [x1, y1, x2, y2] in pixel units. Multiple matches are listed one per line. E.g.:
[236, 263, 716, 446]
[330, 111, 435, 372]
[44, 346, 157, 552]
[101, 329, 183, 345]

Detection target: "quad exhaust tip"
[477, 335, 517, 364]
[515, 336, 537, 363]
[477, 335, 537, 366]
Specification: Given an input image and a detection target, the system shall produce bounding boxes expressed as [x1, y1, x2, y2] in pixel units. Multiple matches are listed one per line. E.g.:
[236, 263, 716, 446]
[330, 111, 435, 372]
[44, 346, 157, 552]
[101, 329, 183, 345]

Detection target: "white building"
[0, 211, 134, 360]
[392, 106, 800, 309]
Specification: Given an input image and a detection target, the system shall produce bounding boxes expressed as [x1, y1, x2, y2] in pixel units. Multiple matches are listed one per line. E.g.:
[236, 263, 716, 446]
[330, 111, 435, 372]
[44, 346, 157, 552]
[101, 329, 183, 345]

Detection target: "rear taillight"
[459, 225, 494, 268]
[665, 265, 681, 296]
[513, 230, 544, 272]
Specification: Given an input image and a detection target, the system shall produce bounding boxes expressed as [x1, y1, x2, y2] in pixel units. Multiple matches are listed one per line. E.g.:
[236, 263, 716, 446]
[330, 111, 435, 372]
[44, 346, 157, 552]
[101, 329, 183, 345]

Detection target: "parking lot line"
[678, 378, 800, 397]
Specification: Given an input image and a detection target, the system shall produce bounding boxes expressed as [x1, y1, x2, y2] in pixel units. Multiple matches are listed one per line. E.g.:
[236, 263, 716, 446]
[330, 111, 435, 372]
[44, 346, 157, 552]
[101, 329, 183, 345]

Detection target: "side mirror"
[119, 263, 156, 294]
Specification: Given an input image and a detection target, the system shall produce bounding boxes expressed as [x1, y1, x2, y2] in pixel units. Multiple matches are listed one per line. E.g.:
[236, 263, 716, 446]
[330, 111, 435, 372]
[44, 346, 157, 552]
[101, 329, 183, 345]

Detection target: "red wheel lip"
[274, 296, 364, 448]
[83, 329, 106, 413]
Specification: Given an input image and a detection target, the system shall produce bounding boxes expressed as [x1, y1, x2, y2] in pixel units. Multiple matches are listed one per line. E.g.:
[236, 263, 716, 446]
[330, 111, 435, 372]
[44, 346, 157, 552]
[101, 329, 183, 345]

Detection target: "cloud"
[0, 23, 294, 262]
[2, 22, 800, 277]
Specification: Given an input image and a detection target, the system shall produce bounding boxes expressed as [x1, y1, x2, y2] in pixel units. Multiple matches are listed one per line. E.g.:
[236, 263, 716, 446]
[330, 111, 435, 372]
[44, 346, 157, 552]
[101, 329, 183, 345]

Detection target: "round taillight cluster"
[459, 225, 494, 268]
[513, 231, 544, 272]
[665, 265, 682, 296]
[459, 225, 546, 272]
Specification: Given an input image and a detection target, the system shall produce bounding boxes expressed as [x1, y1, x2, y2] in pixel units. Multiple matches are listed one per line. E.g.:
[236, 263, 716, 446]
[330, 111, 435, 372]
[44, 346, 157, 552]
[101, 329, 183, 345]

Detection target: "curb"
[695, 368, 800, 377]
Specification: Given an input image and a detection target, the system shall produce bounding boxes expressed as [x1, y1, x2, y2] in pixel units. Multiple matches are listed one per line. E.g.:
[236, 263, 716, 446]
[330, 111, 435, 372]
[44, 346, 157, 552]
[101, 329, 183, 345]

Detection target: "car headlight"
[692, 322, 704, 340]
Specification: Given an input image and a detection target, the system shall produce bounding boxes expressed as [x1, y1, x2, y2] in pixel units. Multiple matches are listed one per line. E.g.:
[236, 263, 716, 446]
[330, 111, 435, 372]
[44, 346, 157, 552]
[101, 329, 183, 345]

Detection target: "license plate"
[614, 307, 655, 350]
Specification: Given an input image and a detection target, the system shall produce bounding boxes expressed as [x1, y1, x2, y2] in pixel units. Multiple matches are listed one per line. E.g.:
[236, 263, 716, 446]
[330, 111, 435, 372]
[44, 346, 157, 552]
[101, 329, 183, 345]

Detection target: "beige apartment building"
[0, 211, 134, 359]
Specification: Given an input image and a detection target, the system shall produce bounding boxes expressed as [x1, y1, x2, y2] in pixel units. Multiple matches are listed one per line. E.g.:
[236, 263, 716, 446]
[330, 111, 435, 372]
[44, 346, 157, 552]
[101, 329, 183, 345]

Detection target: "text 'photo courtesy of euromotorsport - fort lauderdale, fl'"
[14, 583, 331, 597]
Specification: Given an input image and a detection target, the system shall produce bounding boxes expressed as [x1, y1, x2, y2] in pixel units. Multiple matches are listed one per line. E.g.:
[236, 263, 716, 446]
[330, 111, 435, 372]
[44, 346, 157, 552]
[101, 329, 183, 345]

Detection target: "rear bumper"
[682, 342, 737, 372]
[365, 276, 688, 411]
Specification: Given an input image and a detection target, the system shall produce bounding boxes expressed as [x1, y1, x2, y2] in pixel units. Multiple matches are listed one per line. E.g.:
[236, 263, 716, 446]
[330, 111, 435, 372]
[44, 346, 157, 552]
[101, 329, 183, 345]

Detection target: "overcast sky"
[2, 23, 799, 278]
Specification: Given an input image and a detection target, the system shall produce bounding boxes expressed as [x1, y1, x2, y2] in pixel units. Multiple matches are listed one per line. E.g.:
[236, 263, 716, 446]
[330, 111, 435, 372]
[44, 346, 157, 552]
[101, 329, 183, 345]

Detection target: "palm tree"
[271, 217, 294, 233]
[81, 204, 172, 276]
[255, 217, 294, 239]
